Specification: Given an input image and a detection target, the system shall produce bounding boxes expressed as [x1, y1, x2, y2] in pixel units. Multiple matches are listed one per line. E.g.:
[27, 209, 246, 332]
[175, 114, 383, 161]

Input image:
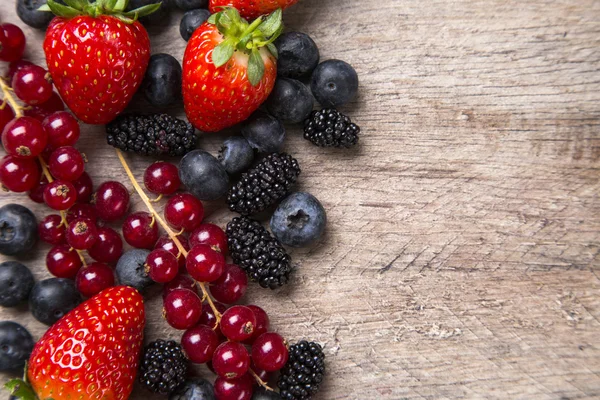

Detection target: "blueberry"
[179, 150, 229, 201]
[29, 278, 81, 326]
[218, 136, 255, 175]
[170, 378, 215, 400]
[127, 0, 170, 25]
[265, 78, 314, 124]
[16, 0, 62, 30]
[175, 0, 208, 10]
[252, 388, 282, 400]
[311, 59, 359, 108]
[241, 112, 286, 153]
[142, 53, 182, 108]
[180, 9, 211, 41]
[275, 32, 320, 78]
[116, 249, 153, 294]
[270, 192, 327, 247]
[0, 261, 34, 308]
[0, 321, 34, 371]
[0, 204, 37, 256]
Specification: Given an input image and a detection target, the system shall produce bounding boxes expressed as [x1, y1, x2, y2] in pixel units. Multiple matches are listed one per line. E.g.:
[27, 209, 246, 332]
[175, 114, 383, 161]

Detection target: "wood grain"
[1, 0, 600, 398]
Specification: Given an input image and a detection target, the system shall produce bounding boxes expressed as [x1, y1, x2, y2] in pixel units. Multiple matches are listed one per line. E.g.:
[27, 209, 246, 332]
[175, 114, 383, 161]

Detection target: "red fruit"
[39, 214, 67, 245]
[43, 111, 80, 148]
[189, 223, 228, 254]
[48, 146, 85, 181]
[24, 286, 145, 400]
[66, 203, 98, 225]
[220, 305, 256, 342]
[0, 24, 26, 62]
[12, 65, 54, 105]
[181, 324, 220, 364]
[66, 217, 98, 250]
[245, 305, 269, 344]
[24, 92, 65, 122]
[46, 244, 83, 278]
[88, 226, 123, 264]
[182, 9, 280, 132]
[251, 332, 288, 372]
[163, 288, 203, 330]
[2, 116, 48, 159]
[44, 180, 77, 210]
[94, 181, 130, 221]
[76, 262, 115, 297]
[163, 274, 197, 299]
[186, 244, 225, 282]
[72, 171, 94, 203]
[0, 102, 15, 133]
[164, 193, 204, 231]
[0, 155, 41, 192]
[6, 60, 34, 82]
[199, 301, 228, 330]
[145, 248, 179, 283]
[212, 341, 250, 379]
[122, 211, 159, 249]
[209, 0, 298, 20]
[155, 235, 190, 271]
[210, 264, 248, 304]
[250, 363, 270, 385]
[28, 175, 49, 203]
[144, 161, 180, 195]
[214, 375, 254, 400]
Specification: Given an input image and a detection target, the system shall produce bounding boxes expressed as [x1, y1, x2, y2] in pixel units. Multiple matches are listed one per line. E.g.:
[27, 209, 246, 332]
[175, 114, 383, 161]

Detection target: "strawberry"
[182, 8, 282, 132]
[209, 0, 299, 20]
[6, 286, 145, 400]
[41, 0, 160, 125]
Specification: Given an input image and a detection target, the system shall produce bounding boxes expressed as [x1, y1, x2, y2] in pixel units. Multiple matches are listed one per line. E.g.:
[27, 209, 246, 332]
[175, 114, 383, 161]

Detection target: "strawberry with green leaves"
[41, 0, 159, 124]
[182, 7, 282, 132]
[209, 0, 299, 20]
[6, 286, 145, 400]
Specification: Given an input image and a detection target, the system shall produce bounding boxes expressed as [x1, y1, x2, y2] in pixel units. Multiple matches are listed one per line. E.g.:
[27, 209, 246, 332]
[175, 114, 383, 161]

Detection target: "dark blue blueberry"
[270, 192, 327, 247]
[175, 0, 208, 10]
[142, 53, 183, 108]
[127, 0, 170, 25]
[0, 261, 34, 308]
[241, 112, 286, 153]
[116, 249, 153, 294]
[218, 136, 255, 175]
[170, 378, 215, 400]
[310, 59, 358, 108]
[180, 9, 211, 41]
[0, 204, 37, 256]
[16, 0, 61, 29]
[266, 78, 314, 124]
[252, 388, 282, 400]
[0, 321, 34, 371]
[275, 32, 320, 78]
[29, 278, 81, 326]
[179, 150, 229, 201]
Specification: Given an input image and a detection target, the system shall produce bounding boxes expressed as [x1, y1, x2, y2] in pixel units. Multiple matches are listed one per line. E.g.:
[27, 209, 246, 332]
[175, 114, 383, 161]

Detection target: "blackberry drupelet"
[303, 109, 360, 148]
[106, 114, 197, 157]
[278, 341, 326, 400]
[139, 339, 188, 394]
[227, 153, 300, 216]
[226, 216, 293, 289]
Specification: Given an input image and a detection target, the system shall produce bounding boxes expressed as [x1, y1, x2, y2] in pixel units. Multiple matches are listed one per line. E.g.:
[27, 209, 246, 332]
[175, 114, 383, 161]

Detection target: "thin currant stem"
[0, 77, 23, 118]
[115, 149, 223, 323]
[249, 369, 274, 391]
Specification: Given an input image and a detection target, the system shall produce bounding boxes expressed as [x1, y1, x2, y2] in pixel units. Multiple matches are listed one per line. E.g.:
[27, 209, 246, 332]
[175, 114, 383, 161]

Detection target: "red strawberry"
[41, 0, 160, 125]
[210, 0, 299, 20]
[182, 8, 282, 132]
[6, 286, 145, 400]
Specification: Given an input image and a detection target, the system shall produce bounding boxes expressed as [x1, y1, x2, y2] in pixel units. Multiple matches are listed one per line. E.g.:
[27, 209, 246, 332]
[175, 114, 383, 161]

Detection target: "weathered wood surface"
[1, 0, 600, 398]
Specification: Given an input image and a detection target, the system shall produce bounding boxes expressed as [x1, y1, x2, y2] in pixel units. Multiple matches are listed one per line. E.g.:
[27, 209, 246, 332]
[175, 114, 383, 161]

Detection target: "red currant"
[2, 116, 48, 159]
[88, 226, 123, 264]
[66, 203, 97, 225]
[75, 262, 115, 297]
[164, 193, 204, 231]
[43, 111, 80, 148]
[72, 171, 93, 203]
[199, 301, 228, 330]
[46, 244, 82, 279]
[155, 235, 190, 271]
[181, 324, 220, 364]
[44, 180, 77, 210]
[189, 223, 228, 254]
[214, 375, 253, 400]
[163, 274, 197, 299]
[49, 146, 85, 181]
[0, 24, 25, 62]
[66, 217, 98, 250]
[6, 60, 33, 82]
[251, 332, 288, 372]
[220, 305, 256, 342]
[122, 211, 159, 249]
[146, 248, 179, 283]
[38, 214, 66, 245]
[144, 162, 181, 195]
[186, 244, 225, 282]
[250, 362, 270, 385]
[28, 175, 48, 203]
[94, 181, 130, 221]
[245, 305, 269, 344]
[23, 92, 64, 122]
[0, 102, 15, 133]
[163, 288, 203, 330]
[212, 341, 250, 379]
[12, 65, 53, 105]
[210, 264, 248, 304]
[0, 155, 40, 192]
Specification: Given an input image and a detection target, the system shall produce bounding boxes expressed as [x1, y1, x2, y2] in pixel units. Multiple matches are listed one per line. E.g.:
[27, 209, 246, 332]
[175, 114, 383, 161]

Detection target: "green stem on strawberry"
[40, 0, 162, 24]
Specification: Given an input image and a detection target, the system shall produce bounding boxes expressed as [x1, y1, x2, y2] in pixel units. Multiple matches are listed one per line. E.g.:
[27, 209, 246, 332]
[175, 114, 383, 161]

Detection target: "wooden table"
[1, 0, 600, 398]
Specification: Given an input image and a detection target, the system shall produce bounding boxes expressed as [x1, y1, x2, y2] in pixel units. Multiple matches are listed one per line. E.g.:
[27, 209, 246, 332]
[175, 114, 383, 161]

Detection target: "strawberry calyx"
[208, 7, 283, 86]
[5, 366, 39, 400]
[39, 0, 161, 24]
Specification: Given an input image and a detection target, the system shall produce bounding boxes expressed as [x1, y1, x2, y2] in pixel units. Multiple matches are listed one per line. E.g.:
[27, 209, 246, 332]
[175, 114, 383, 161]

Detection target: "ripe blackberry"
[139, 339, 188, 394]
[303, 109, 360, 148]
[278, 341, 326, 400]
[106, 114, 197, 157]
[227, 153, 300, 216]
[226, 216, 293, 289]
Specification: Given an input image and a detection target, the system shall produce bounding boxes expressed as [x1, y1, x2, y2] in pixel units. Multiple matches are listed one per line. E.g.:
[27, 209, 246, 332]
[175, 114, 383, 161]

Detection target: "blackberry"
[226, 216, 293, 289]
[106, 114, 197, 157]
[303, 109, 360, 148]
[139, 339, 188, 394]
[227, 153, 300, 216]
[278, 341, 325, 400]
